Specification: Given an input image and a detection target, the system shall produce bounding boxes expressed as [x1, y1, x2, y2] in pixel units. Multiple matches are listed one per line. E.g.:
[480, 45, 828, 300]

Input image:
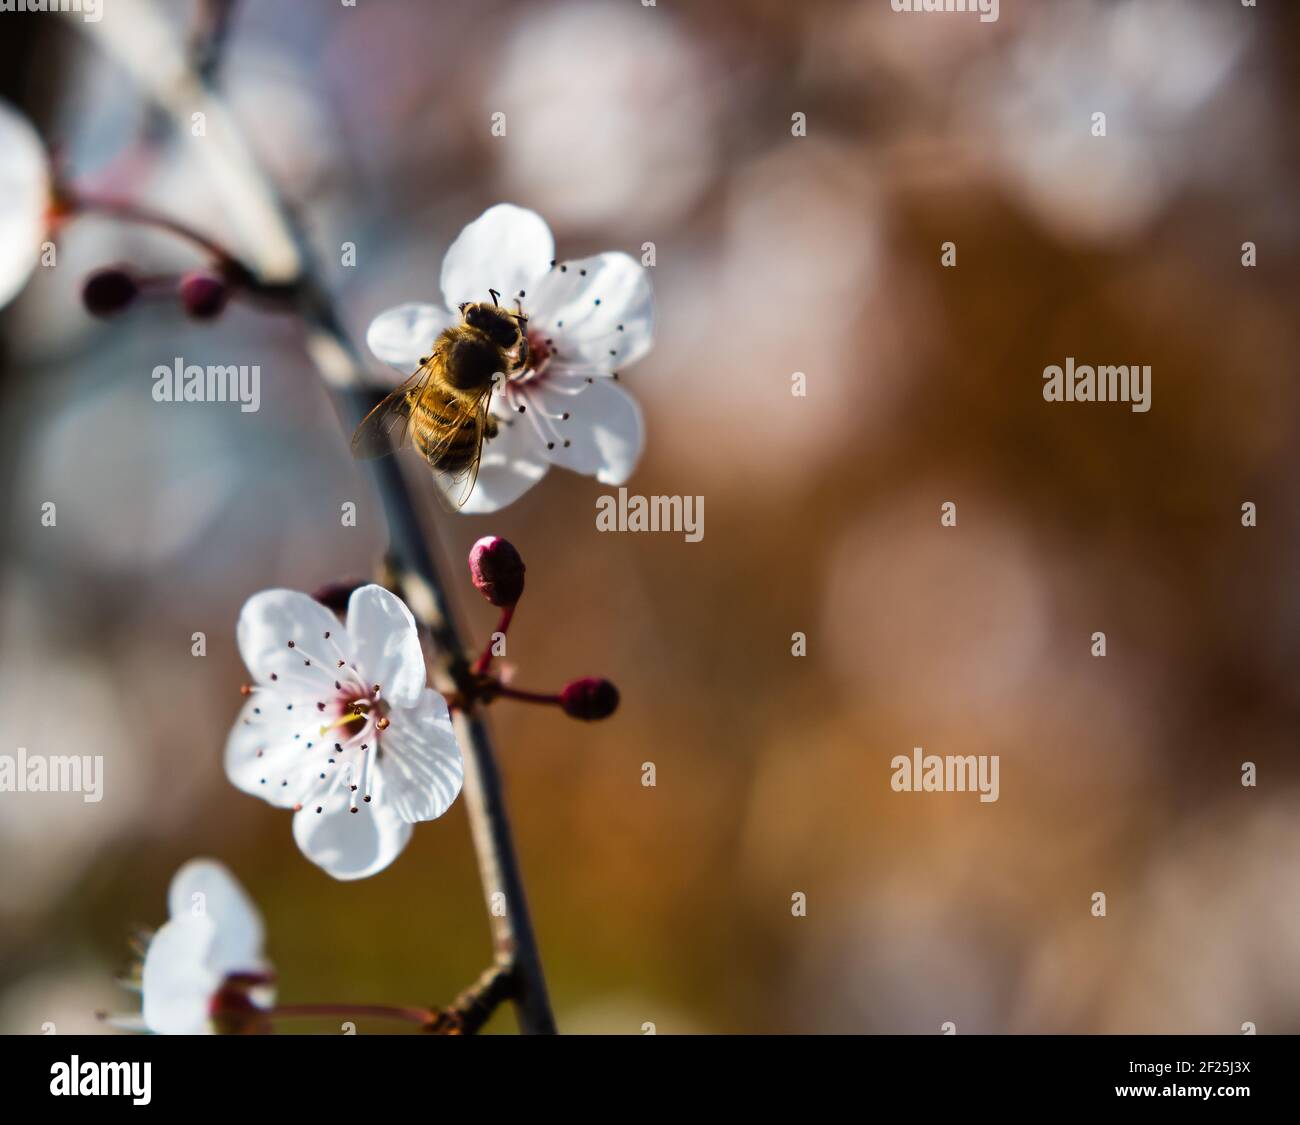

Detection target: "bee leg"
[484, 415, 500, 440]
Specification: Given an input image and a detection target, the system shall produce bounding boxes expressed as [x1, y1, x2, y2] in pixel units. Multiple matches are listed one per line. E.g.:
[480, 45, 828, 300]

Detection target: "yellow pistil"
[318, 702, 369, 738]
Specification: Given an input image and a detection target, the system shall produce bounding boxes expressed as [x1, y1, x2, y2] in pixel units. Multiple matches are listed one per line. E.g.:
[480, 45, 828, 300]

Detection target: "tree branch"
[65, 0, 556, 1034]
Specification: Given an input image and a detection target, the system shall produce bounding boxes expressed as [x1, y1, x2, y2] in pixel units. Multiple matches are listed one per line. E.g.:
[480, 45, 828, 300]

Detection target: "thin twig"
[65, 0, 556, 1034]
[188, 0, 238, 83]
[426, 962, 517, 1035]
[62, 191, 241, 265]
[268, 1003, 438, 1027]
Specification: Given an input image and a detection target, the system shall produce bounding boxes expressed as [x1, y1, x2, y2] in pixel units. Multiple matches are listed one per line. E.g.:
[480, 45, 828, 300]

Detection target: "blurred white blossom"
[0, 100, 51, 309]
[489, 1, 719, 228]
[963, 0, 1251, 242]
[140, 859, 272, 1035]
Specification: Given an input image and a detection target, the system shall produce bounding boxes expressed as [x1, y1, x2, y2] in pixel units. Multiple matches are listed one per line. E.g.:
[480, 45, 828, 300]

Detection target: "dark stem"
[62, 191, 242, 266]
[427, 962, 517, 1035]
[302, 293, 558, 1039]
[62, 191, 302, 309]
[269, 1003, 436, 1026]
[492, 684, 562, 707]
[189, 0, 239, 82]
[472, 604, 516, 676]
[65, 14, 558, 1035]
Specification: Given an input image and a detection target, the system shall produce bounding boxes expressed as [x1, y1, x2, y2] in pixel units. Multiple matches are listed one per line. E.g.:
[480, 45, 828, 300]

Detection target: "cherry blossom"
[0, 100, 51, 309]
[140, 859, 273, 1035]
[366, 203, 654, 513]
[225, 584, 463, 880]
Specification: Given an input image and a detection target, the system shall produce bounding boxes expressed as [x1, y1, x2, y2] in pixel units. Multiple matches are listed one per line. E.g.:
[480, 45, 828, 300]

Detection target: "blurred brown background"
[2, 0, 1299, 1034]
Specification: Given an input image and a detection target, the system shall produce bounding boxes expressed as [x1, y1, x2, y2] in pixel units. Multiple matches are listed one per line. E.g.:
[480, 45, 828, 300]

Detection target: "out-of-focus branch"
[188, 0, 239, 83]
[263, 962, 515, 1035]
[425, 962, 517, 1035]
[65, 0, 556, 1035]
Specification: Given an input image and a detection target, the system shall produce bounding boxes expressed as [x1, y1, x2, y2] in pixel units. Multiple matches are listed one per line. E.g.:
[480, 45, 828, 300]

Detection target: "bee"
[351, 290, 528, 507]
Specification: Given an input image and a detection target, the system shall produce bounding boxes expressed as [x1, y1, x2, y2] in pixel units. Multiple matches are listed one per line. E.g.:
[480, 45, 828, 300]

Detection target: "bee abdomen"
[412, 397, 462, 428]
[413, 412, 480, 473]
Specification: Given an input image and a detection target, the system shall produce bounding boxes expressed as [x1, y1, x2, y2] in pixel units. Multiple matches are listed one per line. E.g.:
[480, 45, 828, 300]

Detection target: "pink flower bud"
[468, 536, 525, 606]
[311, 578, 367, 615]
[82, 267, 138, 317]
[179, 270, 229, 319]
[560, 677, 619, 721]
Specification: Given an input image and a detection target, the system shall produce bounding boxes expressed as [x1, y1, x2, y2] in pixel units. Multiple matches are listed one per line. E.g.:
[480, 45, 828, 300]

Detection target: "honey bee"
[351, 290, 528, 507]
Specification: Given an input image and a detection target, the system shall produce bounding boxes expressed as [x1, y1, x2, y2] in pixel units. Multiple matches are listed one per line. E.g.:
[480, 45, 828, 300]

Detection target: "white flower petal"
[535, 378, 644, 484]
[366, 302, 453, 374]
[223, 695, 327, 808]
[529, 252, 654, 370]
[237, 588, 355, 693]
[166, 859, 266, 975]
[461, 405, 550, 513]
[378, 688, 463, 823]
[292, 786, 413, 881]
[141, 915, 221, 1035]
[0, 101, 48, 309]
[440, 203, 554, 312]
[344, 584, 426, 708]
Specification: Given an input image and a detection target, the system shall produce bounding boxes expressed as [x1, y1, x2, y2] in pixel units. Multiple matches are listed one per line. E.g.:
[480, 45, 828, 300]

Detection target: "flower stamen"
[506, 383, 571, 450]
[287, 637, 366, 691]
[318, 701, 371, 738]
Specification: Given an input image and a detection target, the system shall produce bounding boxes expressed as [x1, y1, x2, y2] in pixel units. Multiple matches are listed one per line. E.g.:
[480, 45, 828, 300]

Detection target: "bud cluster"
[466, 536, 619, 723]
[82, 266, 231, 321]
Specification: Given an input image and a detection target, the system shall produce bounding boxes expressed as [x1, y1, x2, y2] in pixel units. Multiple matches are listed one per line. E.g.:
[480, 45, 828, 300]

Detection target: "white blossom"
[367, 203, 654, 513]
[141, 859, 272, 1035]
[225, 584, 463, 880]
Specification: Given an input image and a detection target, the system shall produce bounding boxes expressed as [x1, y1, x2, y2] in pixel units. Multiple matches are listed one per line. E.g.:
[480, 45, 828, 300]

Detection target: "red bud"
[560, 677, 619, 721]
[468, 536, 526, 607]
[179, 270, 229, 319]
[82, 267, 138, 317]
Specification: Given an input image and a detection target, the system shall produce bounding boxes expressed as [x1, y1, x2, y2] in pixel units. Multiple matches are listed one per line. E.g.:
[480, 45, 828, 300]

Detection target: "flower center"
[319, 695, 382, 740]
[311, 681, 393, 814]
[495, 331, 576, 453]
[520, 329, 553, 382]
[246, 633, 397, 816]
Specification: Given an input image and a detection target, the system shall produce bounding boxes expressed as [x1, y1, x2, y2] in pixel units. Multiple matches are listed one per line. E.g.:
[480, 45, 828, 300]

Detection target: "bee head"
[460, 300, 524, 351]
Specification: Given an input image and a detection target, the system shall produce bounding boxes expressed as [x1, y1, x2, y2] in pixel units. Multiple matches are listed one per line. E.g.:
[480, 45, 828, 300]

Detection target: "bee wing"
[426, 390, 495, 511]
[349, 365, 436, 461]
[400, 384, 491, 509]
